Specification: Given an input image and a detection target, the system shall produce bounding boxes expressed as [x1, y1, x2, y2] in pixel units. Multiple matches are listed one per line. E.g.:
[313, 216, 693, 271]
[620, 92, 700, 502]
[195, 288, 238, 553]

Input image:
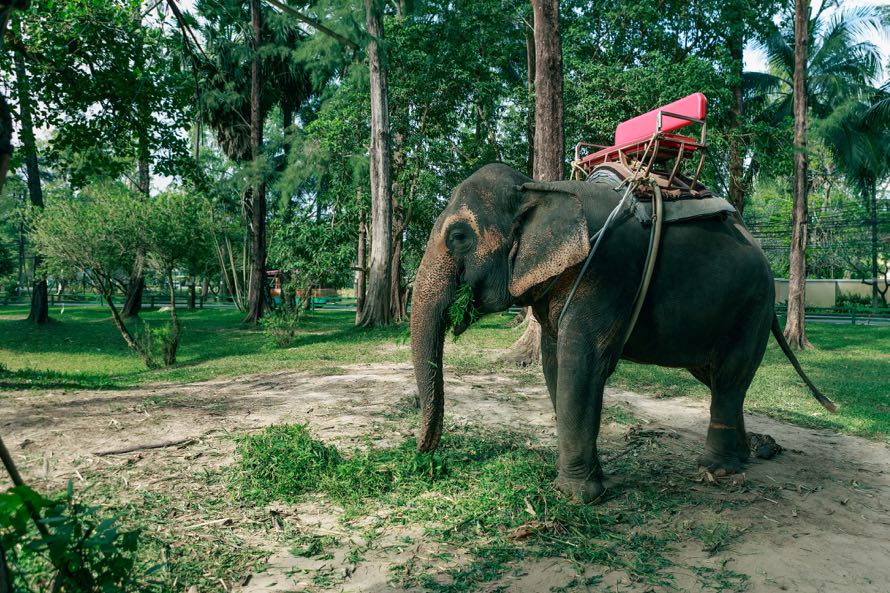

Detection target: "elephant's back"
[618, 201, 774, 367]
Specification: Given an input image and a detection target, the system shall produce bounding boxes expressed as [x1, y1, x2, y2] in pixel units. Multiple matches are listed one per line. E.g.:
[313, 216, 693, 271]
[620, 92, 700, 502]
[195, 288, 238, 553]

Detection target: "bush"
[0, 277, 17, 305]
[137, 320, 181, 368]
[836, 292, 873, 307]
[260, 308, 303, 348]
[0, 483, 146, 592]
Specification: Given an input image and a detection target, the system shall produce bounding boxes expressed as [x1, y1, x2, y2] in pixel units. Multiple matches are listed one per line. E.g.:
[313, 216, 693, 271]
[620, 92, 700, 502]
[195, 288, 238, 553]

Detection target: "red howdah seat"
[573, 93, 708, 184]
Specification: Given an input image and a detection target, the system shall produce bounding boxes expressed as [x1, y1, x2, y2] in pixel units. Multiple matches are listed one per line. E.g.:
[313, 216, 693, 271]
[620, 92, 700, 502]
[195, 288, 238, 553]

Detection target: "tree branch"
[264, 0, 361, 51]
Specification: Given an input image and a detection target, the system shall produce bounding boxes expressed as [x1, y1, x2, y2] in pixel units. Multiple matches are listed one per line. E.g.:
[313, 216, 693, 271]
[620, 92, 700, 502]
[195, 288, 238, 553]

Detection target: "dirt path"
[2, 364, 888, 592]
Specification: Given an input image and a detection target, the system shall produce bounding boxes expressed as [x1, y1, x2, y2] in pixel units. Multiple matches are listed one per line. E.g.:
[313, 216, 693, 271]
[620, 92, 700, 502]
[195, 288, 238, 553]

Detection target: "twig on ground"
[92, 437, 198, 457]
[182, 518, 233, 530]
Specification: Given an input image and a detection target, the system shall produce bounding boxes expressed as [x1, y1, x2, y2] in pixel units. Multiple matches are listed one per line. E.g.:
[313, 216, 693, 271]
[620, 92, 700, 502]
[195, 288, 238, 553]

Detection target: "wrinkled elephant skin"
[410, 163, 818, 503]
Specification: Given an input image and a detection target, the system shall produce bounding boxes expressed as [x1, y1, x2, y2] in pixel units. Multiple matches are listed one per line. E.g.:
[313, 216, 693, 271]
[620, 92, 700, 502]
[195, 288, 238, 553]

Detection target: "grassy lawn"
[1, 305, 887, 440]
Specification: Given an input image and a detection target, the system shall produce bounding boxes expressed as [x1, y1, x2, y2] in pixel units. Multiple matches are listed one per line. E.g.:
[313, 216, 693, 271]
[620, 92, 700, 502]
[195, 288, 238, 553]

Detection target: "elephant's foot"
[553, 475, 606, 504]
[700, 423, 748, 475]
[697, 449, 744, 476]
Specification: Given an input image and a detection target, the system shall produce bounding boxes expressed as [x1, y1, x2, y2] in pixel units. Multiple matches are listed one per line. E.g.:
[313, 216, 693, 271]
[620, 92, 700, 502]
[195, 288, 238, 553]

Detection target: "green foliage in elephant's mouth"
[447, 282, 480, 340]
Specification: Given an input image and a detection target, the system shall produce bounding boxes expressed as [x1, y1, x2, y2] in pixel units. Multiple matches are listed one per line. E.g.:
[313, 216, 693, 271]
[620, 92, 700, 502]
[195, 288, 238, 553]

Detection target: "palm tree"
[190, 0, 314, 321]
[752, 3, 884, 119]
[748, 1, 885, 347]
[817, 93, 890, 308]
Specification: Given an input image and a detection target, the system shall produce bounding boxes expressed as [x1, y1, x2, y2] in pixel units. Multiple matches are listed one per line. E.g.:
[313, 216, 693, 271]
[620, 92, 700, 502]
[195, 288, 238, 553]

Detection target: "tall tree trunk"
[0, 92, 11, 195]
[355, 212, 367, 323]
[123, 8, 151, 319]
[727, 29, 746, 214]
[784, 0, 811, 349]
[506, 0, 563, 365]
[390, 232, 403, 321]
[188, 280, 196, 310]
[13, 52, 49, 324]
[869, 183, 879, 310]
[16, 197, 24, 290]
[531, 0, 563, 181]
[244, 0, 267, 323]
[525, 14, 535, 177]
[121, 154, 149, 317]
[358, 0, 393, 327]
[0, 8, 13, 193]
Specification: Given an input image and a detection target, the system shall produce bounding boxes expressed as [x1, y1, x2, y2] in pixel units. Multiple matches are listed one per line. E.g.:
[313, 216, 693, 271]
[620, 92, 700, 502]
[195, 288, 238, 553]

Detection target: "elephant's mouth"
[450, 279, 479, 337]
[452, 313, 472, 336]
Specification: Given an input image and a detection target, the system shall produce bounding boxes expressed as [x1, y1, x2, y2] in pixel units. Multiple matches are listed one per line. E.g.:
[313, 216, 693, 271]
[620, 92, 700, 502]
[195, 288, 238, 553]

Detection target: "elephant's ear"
[509, 183, 590, 298]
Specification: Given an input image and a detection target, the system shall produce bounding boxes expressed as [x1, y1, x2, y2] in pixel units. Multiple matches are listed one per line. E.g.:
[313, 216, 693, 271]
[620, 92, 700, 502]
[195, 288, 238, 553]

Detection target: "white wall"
[773, 279, 888, 307]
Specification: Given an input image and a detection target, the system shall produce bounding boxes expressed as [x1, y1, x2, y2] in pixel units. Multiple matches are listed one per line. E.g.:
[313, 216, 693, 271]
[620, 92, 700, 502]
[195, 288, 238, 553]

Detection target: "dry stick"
[0, 540, 12, 593]
[0, 435, 67, 590]
[0, 436, 50, 539]
[92, 437, 198, 457]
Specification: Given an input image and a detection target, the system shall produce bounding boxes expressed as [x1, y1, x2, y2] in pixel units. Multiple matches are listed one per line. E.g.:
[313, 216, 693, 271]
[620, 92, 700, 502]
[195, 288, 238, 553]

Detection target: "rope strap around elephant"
[623, 181, 663, 345]
[557, 177, 664, 348]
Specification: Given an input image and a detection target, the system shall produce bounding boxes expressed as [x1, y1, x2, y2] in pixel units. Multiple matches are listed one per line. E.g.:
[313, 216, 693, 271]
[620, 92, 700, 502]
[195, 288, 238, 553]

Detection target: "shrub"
[260, 308, 303, 348]
[836, 292, 872, 307]
[0, 483, 145, 592]
[137, 320, 181, 368]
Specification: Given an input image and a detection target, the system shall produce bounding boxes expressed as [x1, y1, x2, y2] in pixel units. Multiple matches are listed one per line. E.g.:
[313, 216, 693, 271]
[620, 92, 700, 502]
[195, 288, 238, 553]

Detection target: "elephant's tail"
[771, 315, 837, 413]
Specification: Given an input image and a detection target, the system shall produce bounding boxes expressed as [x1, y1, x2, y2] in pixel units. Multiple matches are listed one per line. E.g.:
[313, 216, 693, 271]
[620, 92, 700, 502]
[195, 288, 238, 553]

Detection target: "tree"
[784, 0, 810, 349]
[244, 0, 267, 323]
[32, 183, 154, 365]
[8, 1, 196, 318]
[752, 2, 886, 344]
[0, 0, 27, 194]
[144, 191, 214, 364]
[819, 96, 890, 308]
[506, 0, 563, 365]
[189, 0, 315, 322]
[357, 0, 394, 327]
[12, 43, 48, 324]
[718, 0, 781, 213]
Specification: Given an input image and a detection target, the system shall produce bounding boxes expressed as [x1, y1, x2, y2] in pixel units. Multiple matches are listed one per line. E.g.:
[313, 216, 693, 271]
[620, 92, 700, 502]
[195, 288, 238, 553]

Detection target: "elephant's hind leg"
[695, 355, 760, 475]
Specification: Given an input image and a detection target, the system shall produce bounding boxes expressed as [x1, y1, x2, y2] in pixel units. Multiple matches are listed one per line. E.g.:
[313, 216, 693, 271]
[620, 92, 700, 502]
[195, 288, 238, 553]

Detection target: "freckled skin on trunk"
[411, 248, 457, 451]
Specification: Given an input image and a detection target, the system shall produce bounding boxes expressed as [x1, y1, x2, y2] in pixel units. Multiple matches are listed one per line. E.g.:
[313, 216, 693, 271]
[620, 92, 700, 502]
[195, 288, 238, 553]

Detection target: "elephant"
[410, 162, 834, 503]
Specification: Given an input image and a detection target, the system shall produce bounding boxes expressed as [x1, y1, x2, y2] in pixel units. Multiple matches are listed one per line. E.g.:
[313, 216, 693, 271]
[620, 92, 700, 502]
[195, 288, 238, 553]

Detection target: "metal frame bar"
[571, 107, 710, 190]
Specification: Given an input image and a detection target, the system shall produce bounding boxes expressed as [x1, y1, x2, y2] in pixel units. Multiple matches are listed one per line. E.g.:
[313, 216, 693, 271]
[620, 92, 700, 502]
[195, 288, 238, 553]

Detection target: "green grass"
[233, 422, 751, 592]
[611, 322, 890, 440]
[1, 305, 888, 440]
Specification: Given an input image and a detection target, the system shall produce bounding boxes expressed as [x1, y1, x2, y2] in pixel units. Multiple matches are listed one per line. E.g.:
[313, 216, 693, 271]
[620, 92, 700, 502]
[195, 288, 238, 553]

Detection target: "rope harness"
[549, 174, 665, 347]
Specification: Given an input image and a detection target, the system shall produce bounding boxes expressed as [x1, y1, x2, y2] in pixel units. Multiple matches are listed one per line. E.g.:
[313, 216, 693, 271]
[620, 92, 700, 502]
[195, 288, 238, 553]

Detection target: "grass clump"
[235, 424, 343, 502]
[234, 424, 448, 507]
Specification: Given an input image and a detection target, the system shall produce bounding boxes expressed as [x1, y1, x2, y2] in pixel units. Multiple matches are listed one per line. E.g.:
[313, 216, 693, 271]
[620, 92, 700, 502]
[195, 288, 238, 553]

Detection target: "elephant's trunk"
[411, 246, 457, 452]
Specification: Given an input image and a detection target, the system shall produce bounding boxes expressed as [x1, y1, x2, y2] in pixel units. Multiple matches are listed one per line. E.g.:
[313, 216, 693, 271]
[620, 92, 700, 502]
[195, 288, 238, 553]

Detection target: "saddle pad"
[584, 165, 735, 224]
[588, 162, 712, 200]
[631, 196, 736, 225]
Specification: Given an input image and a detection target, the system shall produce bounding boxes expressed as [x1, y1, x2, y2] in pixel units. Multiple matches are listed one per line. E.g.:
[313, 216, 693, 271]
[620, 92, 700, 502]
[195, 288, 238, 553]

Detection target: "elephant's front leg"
[552, 334, 609, 504]
[541, 331, 558, 414]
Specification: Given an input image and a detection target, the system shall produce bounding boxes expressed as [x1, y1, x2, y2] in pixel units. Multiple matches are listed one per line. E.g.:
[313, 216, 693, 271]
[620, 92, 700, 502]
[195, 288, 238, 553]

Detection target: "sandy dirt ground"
[1, 363, 889, 592]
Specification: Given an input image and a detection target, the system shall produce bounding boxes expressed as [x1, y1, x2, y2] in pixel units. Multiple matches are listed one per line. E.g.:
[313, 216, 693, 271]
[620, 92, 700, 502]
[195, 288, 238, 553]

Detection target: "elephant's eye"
[446, 223, 475, 254]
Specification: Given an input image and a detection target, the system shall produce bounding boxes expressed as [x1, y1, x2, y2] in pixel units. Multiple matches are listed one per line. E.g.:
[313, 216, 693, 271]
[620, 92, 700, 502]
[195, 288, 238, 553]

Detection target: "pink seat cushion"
[614, 93, 707, 146]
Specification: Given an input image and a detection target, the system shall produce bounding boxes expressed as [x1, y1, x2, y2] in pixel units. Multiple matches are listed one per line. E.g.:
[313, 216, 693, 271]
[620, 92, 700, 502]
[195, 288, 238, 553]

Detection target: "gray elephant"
[410, 163, 833, 503]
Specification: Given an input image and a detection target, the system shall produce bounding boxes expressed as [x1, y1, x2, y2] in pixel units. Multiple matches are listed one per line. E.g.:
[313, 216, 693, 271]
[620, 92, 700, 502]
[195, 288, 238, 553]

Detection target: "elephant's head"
[411, 163, 591, 451]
